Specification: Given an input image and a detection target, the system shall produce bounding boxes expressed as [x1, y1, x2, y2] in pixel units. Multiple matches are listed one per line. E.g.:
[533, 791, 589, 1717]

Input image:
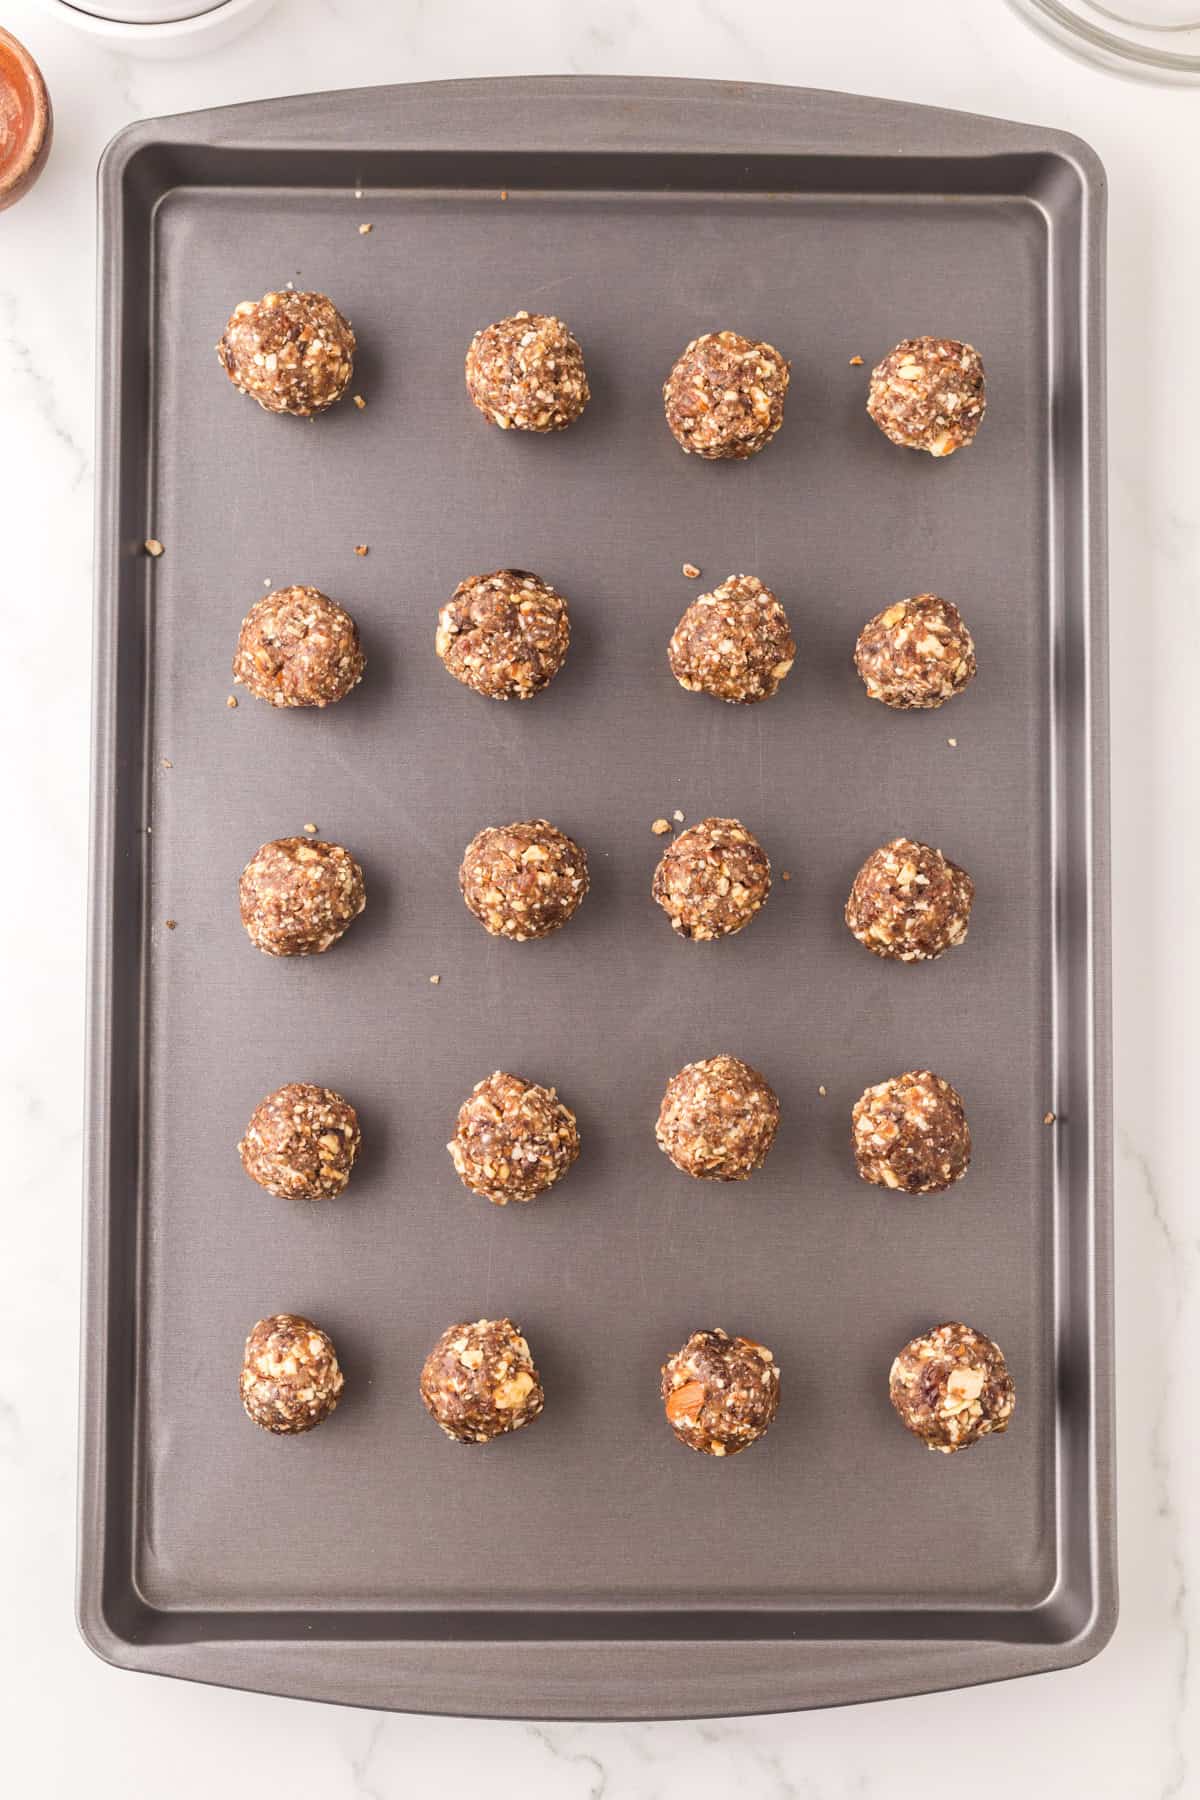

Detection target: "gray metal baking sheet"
[80, 76, 1113, 1718]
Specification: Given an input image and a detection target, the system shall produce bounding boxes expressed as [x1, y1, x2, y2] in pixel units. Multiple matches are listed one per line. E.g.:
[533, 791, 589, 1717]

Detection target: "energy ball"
[889, 1321, 1015, 1453]
[464, 310, 589, 431]
[217, 290, 355, 417]
[852, 1070, 970, 1194]
[233, 585, 365, 708]
[657, 1054, 780, 1181]
[661, 1328, 780, 1457]
[459, 819, 588, 940]
[240, 1313, 344, 1435]
[238, 1082, 361, 1200]
[668, 574, 795, 704]
[239, 836, 365, 957]
[448, 1070, 580, 1205]
[653, 817, 770, 941]
[855, 594, 976, 711]
[845, 836, 973, 963]
[663, 329, 789, 460]
[866, 337, 986, 458]
[436, 569, 570, 700]
[420, 1318, 544, 1444]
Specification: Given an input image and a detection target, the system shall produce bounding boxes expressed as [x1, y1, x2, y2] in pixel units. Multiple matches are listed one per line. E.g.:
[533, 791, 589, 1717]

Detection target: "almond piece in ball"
[465, 311, 589, 431]
[855, 594, 976, 711]
[866, 337, 986, 458]
[662, 1328, 780, 1457]
[459, 819, 588, 940]
[233, 585, 365, 708]
[436, 570, 570, 700]
[663, 330, 789, 460]
[217, 290, 355, 417]
[668, 574, 795, 704]
[449, 1071, 580, 1204]
[852, 1070, 970, 1194]
[420, 1318, 544, 1444]
[239, 837, 365, 956]
[652, 817, 770, 941]
[889, 1321, 1014, 1453]
[845, 836, 973, 963]
[240, 1313, 344, 1434]
[657, 1054, 780, 1181]
[239, 1082, 361, 1200]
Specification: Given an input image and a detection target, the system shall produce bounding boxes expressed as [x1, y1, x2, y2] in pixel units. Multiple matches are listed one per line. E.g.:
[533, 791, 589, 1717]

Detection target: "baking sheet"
[80, 77, 1113, 1717]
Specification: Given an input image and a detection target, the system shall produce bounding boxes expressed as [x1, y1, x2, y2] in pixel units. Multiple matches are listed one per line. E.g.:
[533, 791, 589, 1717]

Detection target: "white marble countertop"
[4, 0, 1197, 1791]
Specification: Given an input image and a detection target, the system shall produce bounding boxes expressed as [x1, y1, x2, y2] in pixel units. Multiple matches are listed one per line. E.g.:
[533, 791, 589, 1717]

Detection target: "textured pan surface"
[81, 76, 1113, 1717]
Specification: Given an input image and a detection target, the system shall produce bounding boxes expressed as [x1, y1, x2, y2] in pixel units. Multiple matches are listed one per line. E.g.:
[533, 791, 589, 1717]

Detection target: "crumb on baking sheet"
[673, 809, 684, 823]
[164, 919, 177, 930]
[652, 817, 672, 835]
[226, 695, 238, 709]
[358, 222, 373, 235]
[849, 355, 864, 366]
[781, 870, 791, 881]
[682, 563, 701, 579]
[354, 394, 366, 409]
[160, 758, 173, 769]
[303, 822, 317, 835]
[948, 737, 958, 747]
[818, 1084, 827, 1096]
[144, 538, 164, 557]
[500, 189, 508, 200]
[354, 545, 368, 556]
[430, 974, 441, 985]
[1044, 1111, 1056, 1125]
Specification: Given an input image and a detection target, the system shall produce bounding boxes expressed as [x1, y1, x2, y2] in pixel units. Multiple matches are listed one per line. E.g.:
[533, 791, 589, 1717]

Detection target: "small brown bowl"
[0, 28, 52, 211]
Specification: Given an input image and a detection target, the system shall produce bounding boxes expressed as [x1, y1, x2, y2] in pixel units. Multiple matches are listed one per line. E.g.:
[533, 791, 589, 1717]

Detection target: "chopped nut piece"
[849, 354, 864, 366]
[651, 817, 672, 835]
[672, 809, 684, 823]
[682, 562, 701, 579]
[164, 919, 177, 930]
[662, 1328, 780, 1456]
[948, 737, 958, 747]
[358, 221, 373, 235]
[226, 694, 238, 708]
[420, 1318, 543, 1444]
[781, 870, 791, 882]
[353, 394, 366, 409]
[354, 544, 368, 557]
[303, 822, 317, 835]
[1044, 1111, 1056, 1125]
[160, 758, 173, 769]
[143, 538, 164, 558]
[818, 1084, 827, 1097]
[499, 189, 508, 200]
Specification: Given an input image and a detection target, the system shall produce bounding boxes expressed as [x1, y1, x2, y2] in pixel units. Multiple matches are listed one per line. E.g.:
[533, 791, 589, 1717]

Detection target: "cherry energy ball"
[459, 819, 588, 940]
[465, 310, 589, 431]
[436, 570, 570, 700]
[663, 329, 789, 459]
[239, 836, 365, 956]
[653, 817, 770, 941]
[239, 1082, 361, 1200]
[240, 1313, 344, 1435]
[852, 1070, 970, 1194]
[662, 1328, 780, 1457]
[448, 1071, 580, 1205]
[233, 585, 365, 708]
[889, 1321, 1015, 1453]
[866, 337, 986, 458]
[657, 1054, 780, 1181]
[668, 574, 795, 704]
[845, 836, 973, 963]
[854, 594, 976, 711]
[217, 290, 355, 417]
[420, 1318, 544, 1444]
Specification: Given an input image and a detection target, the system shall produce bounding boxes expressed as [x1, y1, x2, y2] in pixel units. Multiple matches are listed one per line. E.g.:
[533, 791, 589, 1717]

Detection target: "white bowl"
[49, 0, 277, 57]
